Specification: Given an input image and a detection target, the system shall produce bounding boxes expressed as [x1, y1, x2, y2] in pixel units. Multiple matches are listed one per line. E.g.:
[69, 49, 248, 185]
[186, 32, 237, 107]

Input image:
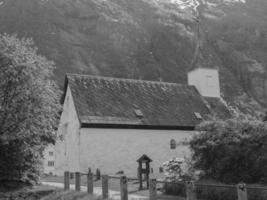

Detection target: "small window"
[49, 151, 54, 156]
[48, 161, 54, 166]
[206, 75, 213, 86]
[170, 139, 176, 149]
[134, 109, 143, 118]
[194, 112, 202, 120]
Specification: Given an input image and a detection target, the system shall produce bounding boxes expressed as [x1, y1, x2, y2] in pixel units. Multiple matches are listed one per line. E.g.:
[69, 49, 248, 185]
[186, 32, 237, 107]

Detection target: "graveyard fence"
[63, 170, 267, 200]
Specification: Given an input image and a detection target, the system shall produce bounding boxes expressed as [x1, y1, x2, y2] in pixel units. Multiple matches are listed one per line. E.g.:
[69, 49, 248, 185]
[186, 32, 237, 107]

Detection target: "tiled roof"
[62, 74, 212, 129]
[204, 97, 231, 120]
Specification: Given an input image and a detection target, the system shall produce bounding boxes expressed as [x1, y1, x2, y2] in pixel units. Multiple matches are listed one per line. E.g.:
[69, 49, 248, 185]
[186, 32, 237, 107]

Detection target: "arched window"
[170, 139, 176, 149]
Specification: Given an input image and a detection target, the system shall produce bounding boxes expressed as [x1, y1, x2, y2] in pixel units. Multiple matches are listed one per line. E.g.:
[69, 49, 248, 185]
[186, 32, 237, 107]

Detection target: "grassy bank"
[41, 190, 103, 200]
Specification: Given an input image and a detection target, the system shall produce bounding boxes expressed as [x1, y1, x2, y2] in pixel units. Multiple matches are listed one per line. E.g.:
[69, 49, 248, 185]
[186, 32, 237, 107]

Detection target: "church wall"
[79, 128, 195, 178]
[55, 85, 81, 176]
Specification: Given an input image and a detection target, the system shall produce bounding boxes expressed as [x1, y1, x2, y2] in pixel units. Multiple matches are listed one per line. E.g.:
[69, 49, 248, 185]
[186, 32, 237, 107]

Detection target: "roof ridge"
[66, 73, 189, 87]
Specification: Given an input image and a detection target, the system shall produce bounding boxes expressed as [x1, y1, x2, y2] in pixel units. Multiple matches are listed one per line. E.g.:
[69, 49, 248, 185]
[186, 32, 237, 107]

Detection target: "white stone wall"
[188, 68, 220, 98]
[43, 145, 56, 175]
[79, 128, 195, 178]
[55, 86, 81, 176]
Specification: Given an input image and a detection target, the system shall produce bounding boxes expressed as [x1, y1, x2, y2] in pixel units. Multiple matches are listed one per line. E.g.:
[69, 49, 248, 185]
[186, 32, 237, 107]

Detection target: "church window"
[134, 109, 143, 118]
[49, 151, 54, 156]
[170, 139, 176, 149]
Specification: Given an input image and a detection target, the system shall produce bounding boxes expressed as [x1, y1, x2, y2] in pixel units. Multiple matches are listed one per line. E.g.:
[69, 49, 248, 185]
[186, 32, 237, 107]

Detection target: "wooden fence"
[63, 171, 267, 200]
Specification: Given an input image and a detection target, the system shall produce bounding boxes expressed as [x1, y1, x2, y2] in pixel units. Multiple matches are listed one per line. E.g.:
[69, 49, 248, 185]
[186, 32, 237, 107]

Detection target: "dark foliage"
[164, 182, 267, 200]
[190, 118, 267, 184]
[0, 34, 60, 183]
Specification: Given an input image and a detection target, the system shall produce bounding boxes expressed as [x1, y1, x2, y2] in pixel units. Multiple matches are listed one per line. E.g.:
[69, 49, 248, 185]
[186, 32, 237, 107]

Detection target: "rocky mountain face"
[0, 0, 266, 115]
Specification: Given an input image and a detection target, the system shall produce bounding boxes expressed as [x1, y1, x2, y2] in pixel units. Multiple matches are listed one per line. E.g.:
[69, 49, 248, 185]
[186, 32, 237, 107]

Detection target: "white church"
[52, 66, 230, 177]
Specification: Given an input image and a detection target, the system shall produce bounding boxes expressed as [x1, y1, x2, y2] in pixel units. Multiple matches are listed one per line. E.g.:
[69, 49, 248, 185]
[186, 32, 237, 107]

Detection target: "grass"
[40, 190, 105, 200]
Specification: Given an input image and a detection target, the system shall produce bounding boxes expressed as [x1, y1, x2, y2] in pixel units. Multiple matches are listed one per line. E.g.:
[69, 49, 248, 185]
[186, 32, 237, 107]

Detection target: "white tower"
[188, 67, 220, 98]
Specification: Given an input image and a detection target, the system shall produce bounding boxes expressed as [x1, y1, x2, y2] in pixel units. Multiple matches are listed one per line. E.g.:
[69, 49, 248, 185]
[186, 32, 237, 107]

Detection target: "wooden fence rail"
[63, 171, 267, 200]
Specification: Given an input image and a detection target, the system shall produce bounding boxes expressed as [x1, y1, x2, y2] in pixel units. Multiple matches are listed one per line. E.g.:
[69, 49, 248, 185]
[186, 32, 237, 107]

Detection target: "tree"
[190, 117, 267, 184]
[0, 34, 60, 184]
[263, 111, 267, 122]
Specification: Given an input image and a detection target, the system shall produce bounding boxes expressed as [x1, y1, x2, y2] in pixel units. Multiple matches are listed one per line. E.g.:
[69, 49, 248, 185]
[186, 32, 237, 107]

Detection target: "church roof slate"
[62, 74, 213, 129]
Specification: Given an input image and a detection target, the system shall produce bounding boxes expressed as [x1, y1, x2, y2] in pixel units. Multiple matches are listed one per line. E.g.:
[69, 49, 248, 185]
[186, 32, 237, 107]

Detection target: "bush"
[0, 140, 41, 184]
[163, 181, 267, 200]
[162, 157, 197, 196]
[163, 157, 200, 182]
[163, 182, 186, 196]
[196, 184, 237, 200]
[163, 181, 237, 200]
[190, 118, 267, 184]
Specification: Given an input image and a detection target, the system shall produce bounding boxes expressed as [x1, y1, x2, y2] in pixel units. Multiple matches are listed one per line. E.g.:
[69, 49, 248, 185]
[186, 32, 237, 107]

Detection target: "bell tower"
[188, 67, 220, 98]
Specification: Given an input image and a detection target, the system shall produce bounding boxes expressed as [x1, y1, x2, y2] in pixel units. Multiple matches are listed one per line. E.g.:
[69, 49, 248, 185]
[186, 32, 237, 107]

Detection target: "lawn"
[0, 182, 110, 200]
[0, 184, 58, 199]
[41, 190, 103, 200]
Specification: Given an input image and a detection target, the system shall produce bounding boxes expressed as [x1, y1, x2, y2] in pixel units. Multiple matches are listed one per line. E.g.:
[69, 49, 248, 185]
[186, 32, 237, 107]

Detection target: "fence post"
[87, 171, 94, 194]
[138, 167, 143, 190]
[75, 172, 81, 191]
[64, 171, 70, 190]
[149, 178, 157, 200]
[186, 181, 197, 200]
[237, 183, 248, 200]
[102, 175, 109, 199]
[70, 172, 74, 179]
[96, 168, 101, 180]
[120, 176, 128, 200]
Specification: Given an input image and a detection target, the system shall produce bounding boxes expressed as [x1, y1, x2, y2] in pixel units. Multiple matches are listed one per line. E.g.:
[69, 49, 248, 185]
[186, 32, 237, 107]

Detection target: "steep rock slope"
[0, 0, 266, 114]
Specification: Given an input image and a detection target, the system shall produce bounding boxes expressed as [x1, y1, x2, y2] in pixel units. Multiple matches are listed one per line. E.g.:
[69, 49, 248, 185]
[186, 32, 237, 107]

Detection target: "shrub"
[247, 187, 267, 200]
[163, 157, 200, 182]
[195, 184, 237, 200]
[164, 181, 267, 200]
[190, 118, 267, 184]
[163, 182, 186, 196]
[163, 180, 237, 200]
[162, 157, 199, 196]
[163, 117, 267, 200]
